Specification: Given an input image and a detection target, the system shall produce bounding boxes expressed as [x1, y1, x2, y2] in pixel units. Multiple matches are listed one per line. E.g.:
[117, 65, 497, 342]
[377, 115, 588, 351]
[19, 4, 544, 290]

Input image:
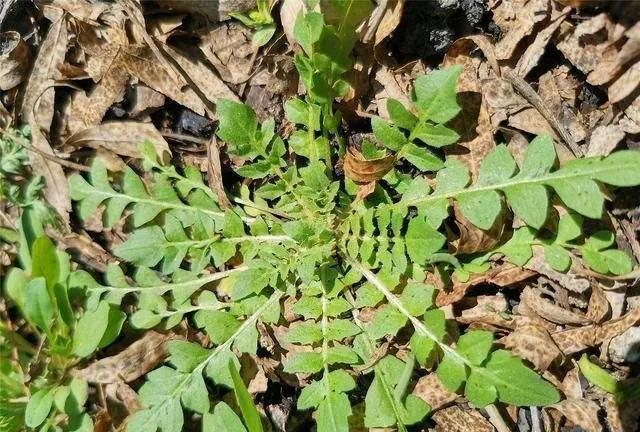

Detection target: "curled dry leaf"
[515, 7, 571, 77]
[343, 146, 396, 184]
[586, 284, 609, 323]
[525, 250, 590, 293]
[437, 263, 535, 306]
[504, 324, 562, 371]
[521, 287, 591, 325]
[20, 9, 71, 226]
[155, 0, 255, 21]
[588, 22, 640, 86]
[412, 373, 457, 411]
[432, 406, 494, 432]
[551, 308, 640, 355]
[64, 121, 171, 159]
[494, 0, 549, 60]
[71, 331, 178, 384]
[0, 31, 29, 90]
[549, 399, 602, 432]
[555, 13, 627, 75]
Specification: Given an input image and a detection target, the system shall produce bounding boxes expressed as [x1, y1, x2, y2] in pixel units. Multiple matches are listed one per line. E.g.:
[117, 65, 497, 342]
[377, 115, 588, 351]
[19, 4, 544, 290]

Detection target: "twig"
[238, 48, 260, 97]
[21, 141, 90, 172]
[485, 404, 513, 432]
[530, 406, 543, 432]
[206, 135, 232, 209]
[161, 132, 209, 145]
[503, 68, 582, 157]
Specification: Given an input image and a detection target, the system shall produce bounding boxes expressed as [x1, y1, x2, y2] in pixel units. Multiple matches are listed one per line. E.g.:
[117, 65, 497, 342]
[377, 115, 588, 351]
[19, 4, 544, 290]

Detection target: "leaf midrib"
[394, 161, 633, 209]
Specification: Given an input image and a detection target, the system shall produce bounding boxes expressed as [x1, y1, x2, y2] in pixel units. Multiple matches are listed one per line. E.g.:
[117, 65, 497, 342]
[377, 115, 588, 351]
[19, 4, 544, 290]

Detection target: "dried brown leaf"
[373, 0, 404, 45]
[343, 147, 395, 184]
[199, 22, 255, 85]
[71, 331, 178, 384]
[586, 125, 625, 156]
[608, 60, 640, 104]
[122, 45, 208, 116]
[521, 287, 591, 325]
[155, 0, 255, 21]
[162, 43, 240, 115]
[551, 308, 640, 355]
[608, 327, 640, 364]
[504, 324, 562, 371]
[20, 9, 71, 226]
[525, 250, 590, 293]
[605, 393, 640, 432]
[437, 263, 535, 306]
[549, 399, 602, 432]
[0, 31, 29, 90]
[555, 14, 626, 75]
[588, 22, 640, 86]
[451, 204, 507, 254]
[494, 0, 549, 60]
[433, 406, 495, 432]
[127, 84, 166, 118]
[586, 284, 610, 323]
[515, 7, 570, 77]
[412, 373, 457, 411]
[64, 121, 171, 159]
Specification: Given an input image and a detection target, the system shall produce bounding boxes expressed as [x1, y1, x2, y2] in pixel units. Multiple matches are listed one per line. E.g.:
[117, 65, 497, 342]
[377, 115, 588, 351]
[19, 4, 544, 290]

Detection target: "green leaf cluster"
[373, 66, 462, 171]
[5, 5, 640, 432]
[230, 0, 276, 47]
